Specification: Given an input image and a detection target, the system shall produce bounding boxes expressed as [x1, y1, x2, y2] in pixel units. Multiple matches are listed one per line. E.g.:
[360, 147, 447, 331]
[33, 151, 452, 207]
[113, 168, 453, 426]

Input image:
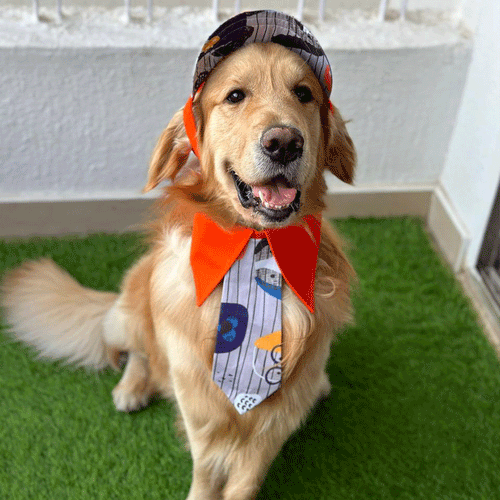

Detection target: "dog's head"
[144, 42, 355, 230]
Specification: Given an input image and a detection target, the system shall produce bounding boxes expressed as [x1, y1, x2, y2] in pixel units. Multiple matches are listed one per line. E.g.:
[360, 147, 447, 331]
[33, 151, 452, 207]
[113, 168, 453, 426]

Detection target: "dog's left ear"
[143, 108, 192, 193]
[324, 105, 356, 184]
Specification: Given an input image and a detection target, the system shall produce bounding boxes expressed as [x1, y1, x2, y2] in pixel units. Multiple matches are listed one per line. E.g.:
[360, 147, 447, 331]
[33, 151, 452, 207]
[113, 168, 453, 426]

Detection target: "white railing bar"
[33, 0, 39, 22]
[318, 0, 326, 22]
[212, 0, 219, 22]
[26, 0, 407, 27]
[400, 0, 409, 20]
[378, 0, 389, 22]
[296, 0, 305, 21]
[124, 0, 130, 23]
[147, 0, 153, 22]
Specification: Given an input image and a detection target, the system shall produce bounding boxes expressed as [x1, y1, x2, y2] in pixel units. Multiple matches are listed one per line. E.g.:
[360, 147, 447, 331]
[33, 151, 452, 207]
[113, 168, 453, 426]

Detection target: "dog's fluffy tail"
[1, 259, 118, 370]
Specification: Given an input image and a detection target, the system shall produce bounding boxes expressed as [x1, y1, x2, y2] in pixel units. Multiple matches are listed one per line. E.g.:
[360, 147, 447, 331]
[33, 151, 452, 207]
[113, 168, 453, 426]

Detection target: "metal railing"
[378, 0, 409, 21]
[31, 0, 410, 24]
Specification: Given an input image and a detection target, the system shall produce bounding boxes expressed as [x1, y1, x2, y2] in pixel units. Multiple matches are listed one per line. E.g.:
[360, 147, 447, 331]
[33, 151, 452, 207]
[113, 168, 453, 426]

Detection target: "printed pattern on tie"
[212, 238, 282, 414]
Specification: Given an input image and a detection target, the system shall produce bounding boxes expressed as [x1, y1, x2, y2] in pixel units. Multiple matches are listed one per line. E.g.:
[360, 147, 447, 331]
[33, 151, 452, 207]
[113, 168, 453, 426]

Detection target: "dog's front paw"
[112, 384, 150, 412]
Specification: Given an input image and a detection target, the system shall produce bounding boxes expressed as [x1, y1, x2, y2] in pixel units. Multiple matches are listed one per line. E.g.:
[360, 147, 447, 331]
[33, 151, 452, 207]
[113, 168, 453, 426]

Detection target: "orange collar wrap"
[190, 212, 321, 313]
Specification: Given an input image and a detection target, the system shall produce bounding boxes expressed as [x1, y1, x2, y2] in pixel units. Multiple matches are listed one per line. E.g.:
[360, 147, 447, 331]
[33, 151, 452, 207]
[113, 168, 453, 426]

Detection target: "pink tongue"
[252, 182, 297, 206]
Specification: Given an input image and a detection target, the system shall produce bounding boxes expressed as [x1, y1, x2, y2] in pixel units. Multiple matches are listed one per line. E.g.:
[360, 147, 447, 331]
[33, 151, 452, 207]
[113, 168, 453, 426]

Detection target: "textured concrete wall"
[0, 48, 196, 200]
[326, 45, 471, 189]
[0, 44, 471, 201]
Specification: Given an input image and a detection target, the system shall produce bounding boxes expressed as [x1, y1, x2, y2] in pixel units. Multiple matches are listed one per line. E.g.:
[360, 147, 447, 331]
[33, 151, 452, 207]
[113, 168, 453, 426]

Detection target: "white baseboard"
[0, 185, 469, 275]
[427, 186, 470, 272]
[0, 198, 155, 238]
[325, 185, 433, 219]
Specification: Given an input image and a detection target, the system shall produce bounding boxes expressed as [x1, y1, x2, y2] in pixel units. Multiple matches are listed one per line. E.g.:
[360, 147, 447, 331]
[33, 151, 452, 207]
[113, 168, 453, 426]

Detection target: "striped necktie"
[212, 238, 282, 414]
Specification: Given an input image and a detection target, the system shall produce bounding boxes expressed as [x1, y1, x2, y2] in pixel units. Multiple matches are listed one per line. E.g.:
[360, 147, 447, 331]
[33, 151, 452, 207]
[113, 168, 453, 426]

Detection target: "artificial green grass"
[1, 218, 500, 499]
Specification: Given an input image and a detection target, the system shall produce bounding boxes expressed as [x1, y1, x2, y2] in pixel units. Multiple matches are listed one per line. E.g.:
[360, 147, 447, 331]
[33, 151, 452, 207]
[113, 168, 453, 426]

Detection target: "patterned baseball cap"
[183, 10, 333, 158]
[192, 10, 332, 97]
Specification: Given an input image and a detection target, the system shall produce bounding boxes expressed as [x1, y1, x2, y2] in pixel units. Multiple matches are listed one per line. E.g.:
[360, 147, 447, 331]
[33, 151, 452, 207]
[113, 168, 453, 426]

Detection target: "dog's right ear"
[143, 108, 192, 193]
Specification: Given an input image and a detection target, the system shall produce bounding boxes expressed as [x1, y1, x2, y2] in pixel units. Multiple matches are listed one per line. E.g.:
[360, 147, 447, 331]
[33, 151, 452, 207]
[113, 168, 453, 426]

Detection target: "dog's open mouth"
[231, 171, 301, 222]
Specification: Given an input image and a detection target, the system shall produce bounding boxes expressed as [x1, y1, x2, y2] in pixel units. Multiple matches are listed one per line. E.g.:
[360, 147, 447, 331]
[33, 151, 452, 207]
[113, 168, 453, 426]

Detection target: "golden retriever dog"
[1, 14, 356, 500]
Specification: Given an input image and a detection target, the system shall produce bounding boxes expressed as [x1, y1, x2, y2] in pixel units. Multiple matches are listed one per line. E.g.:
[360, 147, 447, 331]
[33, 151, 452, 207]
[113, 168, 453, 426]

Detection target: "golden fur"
[1, 43, 356, 500]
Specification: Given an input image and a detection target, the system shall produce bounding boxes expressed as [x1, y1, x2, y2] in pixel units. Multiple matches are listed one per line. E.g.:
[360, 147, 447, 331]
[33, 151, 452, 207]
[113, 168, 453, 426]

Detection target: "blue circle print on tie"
[215, 303, 248, 354]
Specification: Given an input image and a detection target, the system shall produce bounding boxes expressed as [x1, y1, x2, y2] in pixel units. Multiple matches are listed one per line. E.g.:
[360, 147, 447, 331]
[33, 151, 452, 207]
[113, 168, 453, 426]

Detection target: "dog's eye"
[294, 86, 313, 103]
[226, 89, 246, 104]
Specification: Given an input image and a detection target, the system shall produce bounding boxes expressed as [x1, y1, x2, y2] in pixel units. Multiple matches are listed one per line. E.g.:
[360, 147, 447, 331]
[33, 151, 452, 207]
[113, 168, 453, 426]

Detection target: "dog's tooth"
[259, 200, 292, 211]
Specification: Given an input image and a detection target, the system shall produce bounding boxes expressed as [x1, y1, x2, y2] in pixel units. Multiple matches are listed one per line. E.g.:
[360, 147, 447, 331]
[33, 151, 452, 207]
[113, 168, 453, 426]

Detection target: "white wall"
[456, 0, 482, 31]
[0, 48, 196, 200]
[0, 41, 471, 201]
[328, 46, 471, 188]
[440, 0, 500, 269]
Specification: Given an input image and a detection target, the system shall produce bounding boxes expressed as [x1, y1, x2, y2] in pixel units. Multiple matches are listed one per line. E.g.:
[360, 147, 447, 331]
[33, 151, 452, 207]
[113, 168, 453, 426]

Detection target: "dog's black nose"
[260, 126, 304, 165]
